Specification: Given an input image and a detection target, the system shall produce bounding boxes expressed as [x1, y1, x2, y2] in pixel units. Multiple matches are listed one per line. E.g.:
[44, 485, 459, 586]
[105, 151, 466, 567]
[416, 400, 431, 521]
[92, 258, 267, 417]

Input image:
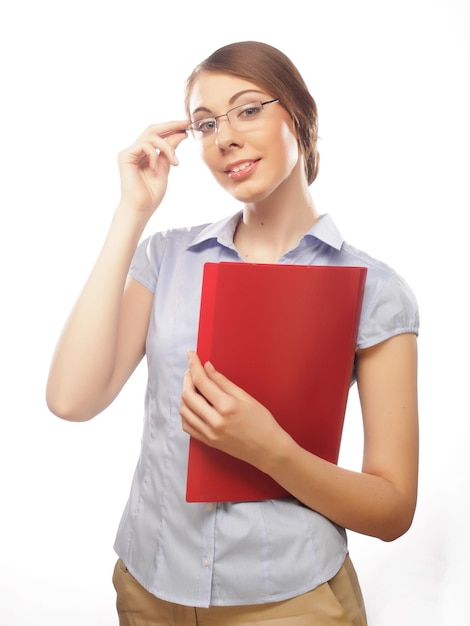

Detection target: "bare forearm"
[47, 124, 189, 420]
[46, 206, 147, 420]
[263, 434, 416, 542]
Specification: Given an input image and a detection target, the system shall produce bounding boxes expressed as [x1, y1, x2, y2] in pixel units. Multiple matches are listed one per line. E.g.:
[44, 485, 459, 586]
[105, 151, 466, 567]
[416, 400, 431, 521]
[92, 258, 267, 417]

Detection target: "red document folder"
[186, 262, 367, 502]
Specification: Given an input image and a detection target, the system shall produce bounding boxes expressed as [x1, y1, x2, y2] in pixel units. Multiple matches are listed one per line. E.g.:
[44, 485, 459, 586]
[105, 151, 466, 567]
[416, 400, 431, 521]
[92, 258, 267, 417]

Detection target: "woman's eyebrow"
[191, 89, 266, 117]
[228, 89, 265, 105]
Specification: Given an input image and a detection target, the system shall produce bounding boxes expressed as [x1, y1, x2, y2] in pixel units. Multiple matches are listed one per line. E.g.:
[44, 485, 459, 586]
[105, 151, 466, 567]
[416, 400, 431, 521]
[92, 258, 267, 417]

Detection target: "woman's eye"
[195, 119, 216, 133]
[238, 104, 262, 119]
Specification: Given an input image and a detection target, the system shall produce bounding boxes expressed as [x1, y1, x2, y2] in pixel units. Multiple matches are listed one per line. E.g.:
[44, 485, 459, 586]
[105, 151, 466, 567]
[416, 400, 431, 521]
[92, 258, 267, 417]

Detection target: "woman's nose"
[215, 117, 243, 151]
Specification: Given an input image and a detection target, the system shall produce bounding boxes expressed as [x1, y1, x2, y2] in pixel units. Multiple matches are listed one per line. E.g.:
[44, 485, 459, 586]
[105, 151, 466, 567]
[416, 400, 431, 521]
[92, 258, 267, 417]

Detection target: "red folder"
[186, 262, 367, 502]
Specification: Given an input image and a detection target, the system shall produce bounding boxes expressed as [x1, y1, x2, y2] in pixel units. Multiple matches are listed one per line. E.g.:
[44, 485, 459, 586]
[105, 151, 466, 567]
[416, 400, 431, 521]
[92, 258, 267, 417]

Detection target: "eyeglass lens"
[188, 100, 279, 138]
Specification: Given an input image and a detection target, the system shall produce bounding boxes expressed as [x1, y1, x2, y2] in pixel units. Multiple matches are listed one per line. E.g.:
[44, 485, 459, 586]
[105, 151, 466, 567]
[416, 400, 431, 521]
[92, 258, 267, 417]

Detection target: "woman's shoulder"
[333, 240, 419, 349]
[143, 211, 240, 251]
[146, 221, 212, 246]
[345, 245, 419, 349]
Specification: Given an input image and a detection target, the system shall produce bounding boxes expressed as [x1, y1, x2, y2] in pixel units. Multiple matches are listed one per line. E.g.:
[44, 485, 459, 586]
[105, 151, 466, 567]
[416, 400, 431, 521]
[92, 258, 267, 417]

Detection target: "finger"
[137, 120, 187, 141]
[161, 128, 189, 144]
[125, 122, 189, 169]
[132, 139, 173, 170]
[180, 400, 211, 438]
[203, 360, 244, 397]
[180, 370, 217, 432]
[164, 130, 189, 165]
[134, 140, 165, 171]
[186, 350, 221, 399]
[181, 366, 209, 414]
[152, 129, 188, 166]
[133, 138, 181, 173]
[150, 120, 189, 137]
[187, 351, 240, 415]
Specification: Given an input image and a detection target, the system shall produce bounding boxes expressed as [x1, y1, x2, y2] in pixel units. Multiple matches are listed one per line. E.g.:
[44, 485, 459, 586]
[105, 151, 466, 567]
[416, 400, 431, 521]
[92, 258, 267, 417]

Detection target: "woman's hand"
[180, 351, 290, 470]
[117, 121, 189, 216]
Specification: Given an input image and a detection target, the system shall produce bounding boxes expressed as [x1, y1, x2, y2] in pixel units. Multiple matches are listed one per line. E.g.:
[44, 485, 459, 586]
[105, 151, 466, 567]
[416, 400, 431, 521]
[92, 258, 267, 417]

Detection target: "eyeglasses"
[187, 99, 280, 140]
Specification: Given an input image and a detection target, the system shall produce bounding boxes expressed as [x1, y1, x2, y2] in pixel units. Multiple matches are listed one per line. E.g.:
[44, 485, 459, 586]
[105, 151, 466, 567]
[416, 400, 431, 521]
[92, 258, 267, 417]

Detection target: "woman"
[46, 41, 419, 625]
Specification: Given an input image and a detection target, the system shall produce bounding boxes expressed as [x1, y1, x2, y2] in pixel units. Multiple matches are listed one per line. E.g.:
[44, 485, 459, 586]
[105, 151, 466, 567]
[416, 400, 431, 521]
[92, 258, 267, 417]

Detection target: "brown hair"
[184, 41, 320, 185]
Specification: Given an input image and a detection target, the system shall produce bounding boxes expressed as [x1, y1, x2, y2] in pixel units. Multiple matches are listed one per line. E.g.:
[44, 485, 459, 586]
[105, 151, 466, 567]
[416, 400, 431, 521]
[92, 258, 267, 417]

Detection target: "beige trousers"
[112, 555, 367, 625]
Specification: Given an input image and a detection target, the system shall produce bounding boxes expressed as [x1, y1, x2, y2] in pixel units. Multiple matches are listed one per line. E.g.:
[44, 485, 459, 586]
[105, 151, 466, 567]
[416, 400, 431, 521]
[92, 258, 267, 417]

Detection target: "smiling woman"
[186, 72, 303, 212]
[46, 40, 419, 626]
[185, 41, 320, 185]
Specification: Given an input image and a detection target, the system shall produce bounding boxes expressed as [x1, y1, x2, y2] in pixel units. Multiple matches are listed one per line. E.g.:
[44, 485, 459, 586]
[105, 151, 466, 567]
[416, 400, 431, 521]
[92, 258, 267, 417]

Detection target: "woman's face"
[187, 72, 301, 204]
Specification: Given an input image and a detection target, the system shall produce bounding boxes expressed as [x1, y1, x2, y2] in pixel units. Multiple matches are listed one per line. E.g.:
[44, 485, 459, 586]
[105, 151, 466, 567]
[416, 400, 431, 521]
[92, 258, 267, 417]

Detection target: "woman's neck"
[234, 179, 319, 264]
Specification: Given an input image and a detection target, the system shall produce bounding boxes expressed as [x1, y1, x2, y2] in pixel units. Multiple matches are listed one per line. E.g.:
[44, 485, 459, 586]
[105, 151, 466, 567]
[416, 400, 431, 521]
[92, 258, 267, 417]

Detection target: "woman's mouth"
[225, 159, 260, 180]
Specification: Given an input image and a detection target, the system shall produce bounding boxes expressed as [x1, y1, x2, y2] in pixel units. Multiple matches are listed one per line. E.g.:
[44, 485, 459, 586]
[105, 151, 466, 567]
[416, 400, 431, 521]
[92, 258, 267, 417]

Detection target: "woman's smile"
[224, 158, 261, 180]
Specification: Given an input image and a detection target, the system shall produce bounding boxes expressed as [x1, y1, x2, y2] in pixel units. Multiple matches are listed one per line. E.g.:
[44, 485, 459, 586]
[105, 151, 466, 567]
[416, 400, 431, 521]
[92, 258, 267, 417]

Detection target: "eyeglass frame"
[186, 99, 280, 138]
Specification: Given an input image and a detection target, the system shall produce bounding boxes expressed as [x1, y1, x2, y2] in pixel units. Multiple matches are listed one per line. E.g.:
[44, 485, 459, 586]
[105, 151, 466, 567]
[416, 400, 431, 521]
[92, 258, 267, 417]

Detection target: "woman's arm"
[46, 122, 189, 421]
[180, 332, 418, 541]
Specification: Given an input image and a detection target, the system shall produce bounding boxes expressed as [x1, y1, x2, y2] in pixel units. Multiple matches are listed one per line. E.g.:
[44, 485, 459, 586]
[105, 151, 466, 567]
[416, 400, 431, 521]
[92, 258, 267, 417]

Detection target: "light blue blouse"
[113, 212, 419, 608]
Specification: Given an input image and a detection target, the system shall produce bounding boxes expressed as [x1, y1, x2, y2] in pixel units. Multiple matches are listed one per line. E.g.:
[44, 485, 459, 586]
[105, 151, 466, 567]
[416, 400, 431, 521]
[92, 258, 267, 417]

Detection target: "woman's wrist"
[112, 200, 152, 237]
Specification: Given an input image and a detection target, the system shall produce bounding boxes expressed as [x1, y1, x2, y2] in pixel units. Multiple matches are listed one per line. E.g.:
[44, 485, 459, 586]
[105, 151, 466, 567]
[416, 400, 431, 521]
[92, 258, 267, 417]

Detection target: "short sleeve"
[356, 273, 419, 349]
[128, 236, 158, 293]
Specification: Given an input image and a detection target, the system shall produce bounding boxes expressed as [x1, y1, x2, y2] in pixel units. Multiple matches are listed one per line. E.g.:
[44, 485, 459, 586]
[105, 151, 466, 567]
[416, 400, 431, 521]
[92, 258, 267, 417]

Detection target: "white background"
[1, 1, 469, 624]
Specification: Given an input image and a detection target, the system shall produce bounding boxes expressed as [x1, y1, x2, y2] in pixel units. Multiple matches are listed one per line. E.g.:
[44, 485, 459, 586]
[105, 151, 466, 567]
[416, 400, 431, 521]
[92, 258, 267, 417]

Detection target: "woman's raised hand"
[117, 121, 189, 217]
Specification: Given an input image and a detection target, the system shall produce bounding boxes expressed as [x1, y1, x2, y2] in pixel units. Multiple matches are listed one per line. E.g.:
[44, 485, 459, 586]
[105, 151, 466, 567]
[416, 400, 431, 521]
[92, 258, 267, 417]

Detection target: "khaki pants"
[112, 555, 367, 625]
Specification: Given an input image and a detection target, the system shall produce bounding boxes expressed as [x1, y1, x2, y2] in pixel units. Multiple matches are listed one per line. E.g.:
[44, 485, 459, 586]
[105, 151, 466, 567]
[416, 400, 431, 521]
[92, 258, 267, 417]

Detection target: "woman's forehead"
[188, 73, 266, 115]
